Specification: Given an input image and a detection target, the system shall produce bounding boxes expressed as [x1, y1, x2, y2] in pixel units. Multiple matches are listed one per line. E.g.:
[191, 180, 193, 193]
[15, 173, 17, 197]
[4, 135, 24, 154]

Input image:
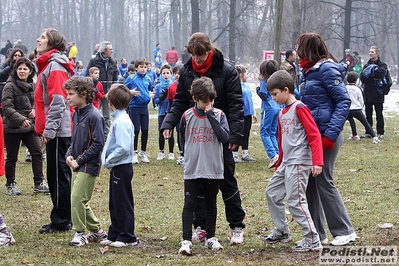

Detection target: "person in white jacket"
[346, 71, 380, 144]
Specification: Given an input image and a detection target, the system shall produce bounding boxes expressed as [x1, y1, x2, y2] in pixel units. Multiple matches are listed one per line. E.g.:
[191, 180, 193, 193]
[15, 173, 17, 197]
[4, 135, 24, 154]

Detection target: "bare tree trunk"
[291, 0, 301, 47]
[274, 0, 284, 64]
[191, 0, 200, 33]
[343, 0, 352, 57]
[229, 0, 237, 63]
[182, 0, 189, 43]
[171, 0, 181, 49]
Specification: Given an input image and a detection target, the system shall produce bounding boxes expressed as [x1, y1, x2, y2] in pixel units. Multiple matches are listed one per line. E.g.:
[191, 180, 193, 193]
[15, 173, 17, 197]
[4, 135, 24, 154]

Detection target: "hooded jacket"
[2, 76, 35, 133]
[299, 59, 350, 142]
[161, 49, 244, 145]
[34, 49, 75, 138]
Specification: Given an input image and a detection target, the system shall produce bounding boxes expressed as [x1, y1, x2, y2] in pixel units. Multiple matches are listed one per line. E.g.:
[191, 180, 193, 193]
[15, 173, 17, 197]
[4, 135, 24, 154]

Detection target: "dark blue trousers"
[107, 163, 137, 243]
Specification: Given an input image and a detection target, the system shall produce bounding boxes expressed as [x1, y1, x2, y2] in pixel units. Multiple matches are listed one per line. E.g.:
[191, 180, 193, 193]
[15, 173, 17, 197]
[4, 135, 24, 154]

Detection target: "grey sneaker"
[233, 155, 241, 163]
[292, 238, 323, 252]
[6, 183, 21, 196]
[263, 232, 292, 244]
[34, 180, 50, 193]
[241, 154, 256, 162]
[378, 134, 384, 139]
[360, 134, 372, 139]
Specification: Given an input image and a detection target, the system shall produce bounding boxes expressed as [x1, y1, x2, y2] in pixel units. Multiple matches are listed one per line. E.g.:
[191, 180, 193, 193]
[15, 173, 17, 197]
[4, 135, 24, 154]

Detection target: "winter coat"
[66, 104, 104, 176]
[299, 59, 350, 142]
[2, 76, 35, 133]
[86, 53, 119, 93]
[34, 49, 75, 138]
[161, 49, 244, 145]
[360, 57, 391, 104]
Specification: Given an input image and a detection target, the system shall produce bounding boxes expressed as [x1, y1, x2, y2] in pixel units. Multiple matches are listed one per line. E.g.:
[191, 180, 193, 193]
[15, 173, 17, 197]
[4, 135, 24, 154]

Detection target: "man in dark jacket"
[86, 41, 119, 138]
[360, 46, 392, 139]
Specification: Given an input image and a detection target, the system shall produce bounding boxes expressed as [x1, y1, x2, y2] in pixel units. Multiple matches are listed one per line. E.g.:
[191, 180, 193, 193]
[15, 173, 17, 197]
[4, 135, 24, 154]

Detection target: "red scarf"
[192, 50, 214, 76]
[299, 58, 313, 73]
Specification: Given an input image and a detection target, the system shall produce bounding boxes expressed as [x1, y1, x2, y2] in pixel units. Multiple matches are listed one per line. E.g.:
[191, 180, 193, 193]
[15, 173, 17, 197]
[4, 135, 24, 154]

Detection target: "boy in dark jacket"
[64, 76, 107, 246]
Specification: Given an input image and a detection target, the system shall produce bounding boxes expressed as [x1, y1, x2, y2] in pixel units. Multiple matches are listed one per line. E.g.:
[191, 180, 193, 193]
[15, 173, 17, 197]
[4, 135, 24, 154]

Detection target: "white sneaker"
[178, 240, 192, 255]
[69, 232, 88, 246]
[230, 227, 244, 245]
[157, 152, 165, 160]
[168, 153, 175, 160]
[321, 238, 329, 245]
[100, 239, 113, 245]
[330, 232, 358, 246]
[110, 240, 138, 247]
[132, 152, 138, 164]
[140, 151, 149, 163]
[372, 137, 381, 144]
[205, 237, 223, 251]
[268, 154, 279, 169]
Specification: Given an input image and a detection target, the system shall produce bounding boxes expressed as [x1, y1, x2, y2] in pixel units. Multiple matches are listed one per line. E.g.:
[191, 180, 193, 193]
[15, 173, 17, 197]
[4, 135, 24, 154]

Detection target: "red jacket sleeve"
[296, 104, 324, 166]
[96, 82, 105, 100]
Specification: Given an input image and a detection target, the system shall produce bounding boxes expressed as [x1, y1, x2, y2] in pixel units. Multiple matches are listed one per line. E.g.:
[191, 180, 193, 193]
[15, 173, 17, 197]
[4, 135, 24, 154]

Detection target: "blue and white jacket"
[124, 72, 152, 108]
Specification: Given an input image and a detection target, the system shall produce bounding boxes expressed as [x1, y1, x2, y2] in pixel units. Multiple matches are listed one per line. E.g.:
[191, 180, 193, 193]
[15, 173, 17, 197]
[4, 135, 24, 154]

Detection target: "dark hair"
[353, 51, 359, 56]
[346, 71, 359, 83]
[11, 58, 36, 83]
[266, 70, 295, 94]
[42, 28, 67, 52]
[296, 33, 336, 65]
[6, 48, 25, 65]
[128, 64, 136, 72]
[235, 65, 248, 75]
[259, 60, 279, 80]
[187, 32, 215, 56]
[89, 66, 99, 75]
[160, 64, 172, 73]
[285, 50, 294, 58]
[134, 57, 147, 68]
[63, 76, 95, 104]
[190, 77, 217, 101]
[106, 84, 131, 109]
[172, 64, 183, 74]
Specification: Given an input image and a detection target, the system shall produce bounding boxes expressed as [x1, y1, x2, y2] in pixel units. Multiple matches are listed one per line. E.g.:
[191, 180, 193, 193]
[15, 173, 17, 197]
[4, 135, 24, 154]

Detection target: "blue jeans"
[260, 109, 279, 159]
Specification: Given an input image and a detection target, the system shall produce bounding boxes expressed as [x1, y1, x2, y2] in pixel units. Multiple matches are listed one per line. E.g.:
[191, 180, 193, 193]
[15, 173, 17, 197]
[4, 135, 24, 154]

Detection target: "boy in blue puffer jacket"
[124, 57, 153, 164]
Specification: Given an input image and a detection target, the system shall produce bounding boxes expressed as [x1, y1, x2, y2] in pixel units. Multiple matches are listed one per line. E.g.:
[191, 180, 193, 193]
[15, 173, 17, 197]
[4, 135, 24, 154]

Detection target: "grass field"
[0, 106, 398, 266]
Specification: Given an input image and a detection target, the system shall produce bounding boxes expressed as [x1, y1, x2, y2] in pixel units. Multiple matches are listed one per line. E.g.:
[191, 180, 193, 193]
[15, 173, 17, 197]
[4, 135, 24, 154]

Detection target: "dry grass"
[0, 107, 399, 265]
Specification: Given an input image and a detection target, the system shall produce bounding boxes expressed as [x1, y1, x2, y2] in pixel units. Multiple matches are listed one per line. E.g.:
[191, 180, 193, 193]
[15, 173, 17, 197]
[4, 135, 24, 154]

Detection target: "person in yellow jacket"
[68, 41, 78, 63]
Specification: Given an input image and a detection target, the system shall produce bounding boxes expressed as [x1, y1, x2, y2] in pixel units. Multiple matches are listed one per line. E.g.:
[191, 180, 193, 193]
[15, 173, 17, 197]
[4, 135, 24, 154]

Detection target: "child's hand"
[150, 91, 155, 99]
[312, 165, 322, 177]
[253, 114, 258, 123]
[70, 159, 79, 170]
[204, 104, 213, 112]
[66, 156, 74, 168]
[130, 88, 141, 96]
